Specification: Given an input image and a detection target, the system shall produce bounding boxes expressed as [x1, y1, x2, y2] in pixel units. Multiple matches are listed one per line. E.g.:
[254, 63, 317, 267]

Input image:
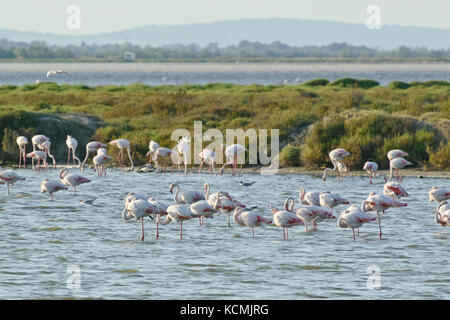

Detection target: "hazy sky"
[1, 0, 449, 34]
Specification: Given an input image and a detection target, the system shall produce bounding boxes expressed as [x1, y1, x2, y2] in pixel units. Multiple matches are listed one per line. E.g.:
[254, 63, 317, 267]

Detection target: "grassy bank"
[0, 79, 448, 170]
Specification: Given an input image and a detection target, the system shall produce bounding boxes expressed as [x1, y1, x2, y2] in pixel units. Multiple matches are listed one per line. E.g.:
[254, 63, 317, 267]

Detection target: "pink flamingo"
[152, 147, 175, 173]
[16, 136, 28, 168]
[298, 189, 321, 206]
[40, 178, 68, 200]
[363, 161, 379, 184]
[435, 201, 449, 226]
[319, 192, 350, 215]
[338, 204, 377, 240]
[362, 192, 407, 239]
[37, 140, 56, 169]
[148, 197, 168, 238]
[295, 204, 334, 232]
[170, 183, 205, 204]
[0, 170, 25, 195]
[233, 206, 271, 237]
[176, 137, 190, 174]
[429, 187, 450, 203]
[81, 141, 107, 172]
[389, 157, 412, 182]
[93, 153, 112, 176]
[122, 199, 160, 241]
[387, 149, 408, 161]
[190, 197, 220, 226]
[383, 182, 409, 199]
[109, 139, 134, 170]
[26, 151, 48, 172]
[198, 149, 216, 175]
[156, 204, 198, 239]
[213, 189, 246, 228]
[220, 144, 246, 176]
[31, 135, 49, 170]
[322, 148, 350, 181]
[59, 168, 91, 195]
[269, 198, 304, 239]
[66, 135, 81, 167]
[146, 140, 160, 165]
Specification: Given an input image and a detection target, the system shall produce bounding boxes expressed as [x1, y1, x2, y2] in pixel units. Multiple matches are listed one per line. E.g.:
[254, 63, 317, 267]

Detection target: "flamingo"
[81, 141, 107, 172]
[152, 147, 175, 173]
[176, 137, 190, 174]
[383, 182, 409, 199]
[388, 157, 412, 182]
[0, 170, 25, 195]
[338, 205, 377, 240]
[362, 192, 407, 239]
[46, 70, 70, 78]
[211, 188, 246, 227]
[37, 139, 56, 169]
[322, 148, 350, 181]
[319, 192, 350, 215]
[363, 161, 379, 184]
[190, 197, 220, 226]
[146, 140, 160, 165]
[147, 197, 168, 238]
[435, 201, 449, 226]
[40, 179, 68, 200]
[295, 204, 334, 232]
[122, 199, 159, 241]
[26, 151, 49, 172]
[198, 149, 216, 175]
[16, 136, 28, 168]
[156, 204, 199, 239]
[387, 149, 408, 161]
[429, 187, 450, 203]
[169, 183, 205, 204]
[233, 206, 271, 237]
[93, 154, 112, 176]
[220, 144, 247, 176]
[66, 135, 81, 167]
[269, 198, 304, 240]
[59, 168, 91, 195]
[298, 189, 321, 206]
[109, 139, 134, 170]
[31, 135, 49, 170]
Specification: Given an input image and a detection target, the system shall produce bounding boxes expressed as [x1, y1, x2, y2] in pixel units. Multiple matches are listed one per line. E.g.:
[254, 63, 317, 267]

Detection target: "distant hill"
[1, 18, 450, 49]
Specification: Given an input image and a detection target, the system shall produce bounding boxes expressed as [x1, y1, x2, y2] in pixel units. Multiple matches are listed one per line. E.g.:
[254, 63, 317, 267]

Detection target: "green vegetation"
[0, 79, 448, 170]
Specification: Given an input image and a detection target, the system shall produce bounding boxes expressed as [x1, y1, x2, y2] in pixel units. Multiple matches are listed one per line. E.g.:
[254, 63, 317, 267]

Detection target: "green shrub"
[279, 145, 301, 167]
[426, 142, 450, 170]
[302, 78, 329, 86]
[389, 81, 411, 89]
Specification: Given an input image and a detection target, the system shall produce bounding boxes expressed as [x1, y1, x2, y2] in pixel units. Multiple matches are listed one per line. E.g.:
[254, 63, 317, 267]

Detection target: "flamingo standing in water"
[269, 198, 304, 240]
[40, 178, 68, 200]
[81, 141, 107, 172]
[156, 204, 199, 239]
[176, 137, 190, 174]
[233, 206, 271, 237]
[59, 168, 91, 194]
[16, 136, 28, 168]
[146, 140, 160, 165]
[362, 192, 407, 239]
[429, 187, 450, 203]
[0, 170, 25, 195]
[31, 135, 49, 170]
[66, 135, 81, 167]
[338, 204, 377, 240]
[93, 153, 112, 176]
[319, 192, 350, 215]
[298, 189, 321, 206]
[220, 144, 246, 176]
[363, 161, 379, 184]
[169, 183, 205, 204]
[295, 203, 334, 232]
[387, 149, 408, 161]
[37, 139, 56, 169]
[26, 151, 48, 172]
[435, 201, 449, 226]
[122, 199, 160, 241]
[388, 157, 412, 182]
[383, 182, 409, 199]
[152, 147, 174, 173]
[198, 149, 216, 175]
[213, 189, 246, 228]
[109, 139, 134, 170]
[190, 197, 220, 226]
[148, 197, 168, 238]
[322, 148, 350, 181]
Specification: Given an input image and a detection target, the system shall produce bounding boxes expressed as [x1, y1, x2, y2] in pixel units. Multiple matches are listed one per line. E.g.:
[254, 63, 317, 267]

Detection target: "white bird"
[363, 161, 379, 184]
[298, 189, 321, 206]
[109, 139, 134, 170]
[387, 149, 408, 161]
[152, 147, 175, 173]
[220, 144, 247, 176]
[429, 187, 450, 203]
[81, 141, 107, 172]
[46, 70, 70, 78]
[156, 204, 198, 239]
[176, 137, 190, 174]
[169, 183, 205, 204]
[59, 168, 91, 194]
[233, 206, 271, 237]
[16, 136, 28, 168]
[295, 204, 334, 232]
[146, 140, 160, 165]
[319, 192, 350, 214]
[435, 201, 450, 226]
[93, 154, 112, 176]
[338, 204, 377, 240]
[269, 199, 304, 240]
[383, 182, 409, 199]
[0, 170, 25, 195]
[122, 199, 159, 241]
[37, 139, 56, 169]
[322, 148, 350, 181]
[40, 179, 68, 200]
[198, 149, 216, 175]
[31, 135, 49, 171]
[26, 151, 49, 172]
[66, 135, 80, 167]
[190, 198, 220, 226]
[389, 157, 412, 182]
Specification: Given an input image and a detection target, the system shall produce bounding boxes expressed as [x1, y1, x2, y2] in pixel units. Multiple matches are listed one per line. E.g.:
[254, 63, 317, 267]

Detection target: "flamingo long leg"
[141, 218, 145, 241]
[352, 228, 355, 241]
[377, 212, 382, 239]
[180, 220, 183, 240]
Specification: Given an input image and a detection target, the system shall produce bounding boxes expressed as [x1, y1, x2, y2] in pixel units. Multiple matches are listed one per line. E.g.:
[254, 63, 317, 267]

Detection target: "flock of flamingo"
[0, 135, 449, 242]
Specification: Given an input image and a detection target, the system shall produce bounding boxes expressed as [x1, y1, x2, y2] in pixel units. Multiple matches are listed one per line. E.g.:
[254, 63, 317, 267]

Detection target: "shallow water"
[0, 166, 448, 299]
[0, 62, 449, 86]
